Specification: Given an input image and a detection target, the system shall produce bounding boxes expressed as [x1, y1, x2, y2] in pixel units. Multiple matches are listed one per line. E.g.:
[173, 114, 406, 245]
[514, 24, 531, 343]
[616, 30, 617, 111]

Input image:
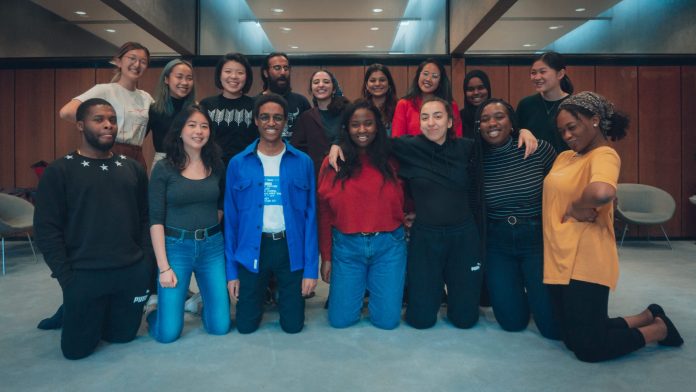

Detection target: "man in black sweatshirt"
[34, 98, 153, 360]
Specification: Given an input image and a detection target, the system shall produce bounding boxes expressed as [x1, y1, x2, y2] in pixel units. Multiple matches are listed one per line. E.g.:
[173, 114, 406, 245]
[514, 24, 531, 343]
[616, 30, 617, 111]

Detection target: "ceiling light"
[74, 11, 87, 16]
[272, 8, 284, 13]
[281, 27, 292, 31]
[400, 21, 410, 26]
[255, 22, 261, 27]
[523, 43, 536, 47]
[575, 8, 586, 12]
[549, 25, 563, 30]
[370, 27, 379, 31]
[372, 8, 383, 13]
[290, 45, 299, 49]
[366, 45, 375, 48]
[105, 29, 116, 33]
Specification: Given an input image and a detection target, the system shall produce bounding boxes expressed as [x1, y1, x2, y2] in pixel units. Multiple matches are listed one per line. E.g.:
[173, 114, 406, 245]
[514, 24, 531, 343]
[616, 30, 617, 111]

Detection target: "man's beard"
[269, 75, 291, 95]
[84, 129, 115, 152]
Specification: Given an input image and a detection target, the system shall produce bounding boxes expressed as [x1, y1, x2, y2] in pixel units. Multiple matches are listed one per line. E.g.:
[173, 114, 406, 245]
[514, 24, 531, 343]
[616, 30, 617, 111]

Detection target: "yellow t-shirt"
[542, 146, 621, 290]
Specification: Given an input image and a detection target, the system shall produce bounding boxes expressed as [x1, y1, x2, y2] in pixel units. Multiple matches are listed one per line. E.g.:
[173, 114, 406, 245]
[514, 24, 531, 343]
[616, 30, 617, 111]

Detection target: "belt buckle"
[272, 231, 284, 240]
[194, 228, 206, 241]
[360, 232, 379, 236]
[507, 216, 518, 225]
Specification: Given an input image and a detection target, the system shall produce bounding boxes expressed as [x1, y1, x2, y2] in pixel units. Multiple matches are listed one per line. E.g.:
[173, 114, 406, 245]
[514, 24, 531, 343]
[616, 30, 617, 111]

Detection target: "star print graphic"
[100, 164, 109, 171]
[81, 161, 90, 167]
[65, 155, 73, 160]
[115, 161, 123, 167]
[119, 155, 127, 160]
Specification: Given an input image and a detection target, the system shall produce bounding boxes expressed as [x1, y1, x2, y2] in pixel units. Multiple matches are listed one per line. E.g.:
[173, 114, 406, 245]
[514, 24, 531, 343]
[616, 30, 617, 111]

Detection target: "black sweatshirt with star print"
[34, 152, 152, 287]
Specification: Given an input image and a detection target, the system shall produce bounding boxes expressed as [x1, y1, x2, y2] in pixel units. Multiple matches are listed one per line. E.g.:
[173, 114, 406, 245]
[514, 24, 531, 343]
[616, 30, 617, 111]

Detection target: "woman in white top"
[59, 42, 154, 168]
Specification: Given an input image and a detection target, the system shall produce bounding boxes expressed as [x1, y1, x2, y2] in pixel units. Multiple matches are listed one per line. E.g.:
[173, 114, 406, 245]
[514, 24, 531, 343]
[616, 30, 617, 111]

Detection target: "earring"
[593, 123, 598, 127]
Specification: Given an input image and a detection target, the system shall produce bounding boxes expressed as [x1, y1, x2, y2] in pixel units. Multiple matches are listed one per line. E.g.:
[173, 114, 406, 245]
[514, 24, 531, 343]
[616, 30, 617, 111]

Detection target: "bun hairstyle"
[111, 42, 150, 83]
[535, 51, 574, 94]
[557, 91, 629, 141]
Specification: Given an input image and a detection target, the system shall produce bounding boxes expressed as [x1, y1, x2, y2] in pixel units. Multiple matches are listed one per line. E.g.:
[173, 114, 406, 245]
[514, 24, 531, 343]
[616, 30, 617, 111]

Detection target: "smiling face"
[366, 70, 389, 98]
[479, 102, 512, 146]
[530, 60, 564, 94]
[311, 71, 334, 102]
[556, 109, 603, 154]
[418, 63, 441, 95]
[180, 111, 210, 153]
[255, 102, 286, 145]
[265, 55, 291, 94]
[78, 104, 118, 152]
[420, 100, 452, 145]
[165, 63, 194, 99]
[220, 60, 246, 98]
[348, 108, 378, 152]
[465, 77, 489, 107]
[115, 49, 148, 82]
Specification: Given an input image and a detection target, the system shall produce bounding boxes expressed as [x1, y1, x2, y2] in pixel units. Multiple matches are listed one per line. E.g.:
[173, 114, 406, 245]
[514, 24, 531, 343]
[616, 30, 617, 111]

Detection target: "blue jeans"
[486, 218, 560, 339]
[328, 226, 407, 329]
[148, 231, 230, 343]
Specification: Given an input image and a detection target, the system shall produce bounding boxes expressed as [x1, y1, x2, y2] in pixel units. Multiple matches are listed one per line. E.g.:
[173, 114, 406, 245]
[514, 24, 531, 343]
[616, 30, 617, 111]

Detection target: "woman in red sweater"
[317, 100, 407, 330]
[392, 58, 462, 137]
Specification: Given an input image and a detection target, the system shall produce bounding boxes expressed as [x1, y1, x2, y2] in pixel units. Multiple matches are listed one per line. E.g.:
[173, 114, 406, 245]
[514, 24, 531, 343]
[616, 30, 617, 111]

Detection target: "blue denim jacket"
[224, 140, 318, 280]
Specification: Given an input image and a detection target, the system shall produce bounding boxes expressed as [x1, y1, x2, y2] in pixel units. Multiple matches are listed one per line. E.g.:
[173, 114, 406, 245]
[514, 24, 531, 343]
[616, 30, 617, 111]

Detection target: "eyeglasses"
[258, 114, 285, 123]
[271, 65, 291, 72]
[124, 55, 148, 66]
[421, 71, 440, 79]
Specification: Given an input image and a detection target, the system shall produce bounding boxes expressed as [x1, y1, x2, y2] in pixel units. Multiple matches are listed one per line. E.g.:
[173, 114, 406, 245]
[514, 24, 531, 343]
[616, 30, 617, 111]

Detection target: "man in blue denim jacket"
[224, 93, 318, 334]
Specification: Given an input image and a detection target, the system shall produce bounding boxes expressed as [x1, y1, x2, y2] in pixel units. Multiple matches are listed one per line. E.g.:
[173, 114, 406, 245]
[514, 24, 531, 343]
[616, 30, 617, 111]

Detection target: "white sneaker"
[143, 294, 158, 314]
[184, 293, 202, 314]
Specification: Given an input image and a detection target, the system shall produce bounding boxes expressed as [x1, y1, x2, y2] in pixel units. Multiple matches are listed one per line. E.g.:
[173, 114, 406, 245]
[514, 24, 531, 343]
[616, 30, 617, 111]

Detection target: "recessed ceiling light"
[281, 27, 292, 31]
[523, 43, 536, 47]
[366, 45, 375, 49]
[74, 11, 87, 16]
[272, 8, 284, 13]
[400, 21, 410, 26]
[370, 27, 379, 31]
[372, 8, 383, 13]
[255, 22, 261, 27]
[105, 29, 116, 33]
[575, 7, 586, 12]
[290, 45, 299, 49]
[549, 25, 564, 30]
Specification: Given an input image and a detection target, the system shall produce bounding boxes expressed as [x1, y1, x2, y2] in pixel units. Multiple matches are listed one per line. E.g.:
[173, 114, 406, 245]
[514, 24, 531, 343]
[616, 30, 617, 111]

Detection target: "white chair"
[0, 193, 38, 275]
[615, 183, 676, 249]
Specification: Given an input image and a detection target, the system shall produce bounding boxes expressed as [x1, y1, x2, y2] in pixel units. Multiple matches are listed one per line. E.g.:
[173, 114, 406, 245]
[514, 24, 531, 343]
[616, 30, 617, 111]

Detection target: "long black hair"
[331, 99, 395, 187]
[362, 64, 398, 124]
[164, 104, 223, 173]
[404, 58, 452, 102]
[534, 51, 574, 94]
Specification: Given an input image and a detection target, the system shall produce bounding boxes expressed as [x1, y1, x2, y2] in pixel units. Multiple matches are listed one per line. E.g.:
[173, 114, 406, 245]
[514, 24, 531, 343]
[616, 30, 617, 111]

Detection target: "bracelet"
[159, 267, 172, 275]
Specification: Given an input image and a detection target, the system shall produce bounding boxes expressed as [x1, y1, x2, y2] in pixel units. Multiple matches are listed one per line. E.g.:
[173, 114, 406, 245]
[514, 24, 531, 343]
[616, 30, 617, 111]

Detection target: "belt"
[358, 232, 380, 236]
[165, 224, 221, 240]
[262, 230, 286, 240]
[491, 216, 541, 226]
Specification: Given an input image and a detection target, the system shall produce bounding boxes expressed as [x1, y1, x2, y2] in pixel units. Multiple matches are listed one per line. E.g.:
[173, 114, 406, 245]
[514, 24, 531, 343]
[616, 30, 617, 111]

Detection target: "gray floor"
[1, 240, 694, 392]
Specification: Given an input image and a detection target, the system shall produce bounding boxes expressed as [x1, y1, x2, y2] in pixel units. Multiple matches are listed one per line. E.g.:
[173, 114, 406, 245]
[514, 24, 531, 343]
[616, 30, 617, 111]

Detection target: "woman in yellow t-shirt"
[543, 91, 683, 362]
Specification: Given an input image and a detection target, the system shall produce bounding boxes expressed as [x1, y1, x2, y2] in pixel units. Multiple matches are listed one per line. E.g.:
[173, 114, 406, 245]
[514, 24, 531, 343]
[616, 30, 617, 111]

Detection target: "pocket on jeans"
[165, 235, 183, 246]
[388, 226, 406, 242]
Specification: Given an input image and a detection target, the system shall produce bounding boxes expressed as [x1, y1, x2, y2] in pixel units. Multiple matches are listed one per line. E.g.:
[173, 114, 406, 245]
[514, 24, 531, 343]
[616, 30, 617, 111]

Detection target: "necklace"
[542, 99, 559, 117]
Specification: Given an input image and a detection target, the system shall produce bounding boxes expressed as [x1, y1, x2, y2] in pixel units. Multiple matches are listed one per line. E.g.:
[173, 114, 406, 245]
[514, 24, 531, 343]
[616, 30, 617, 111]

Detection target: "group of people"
[33, 42, 683, 362]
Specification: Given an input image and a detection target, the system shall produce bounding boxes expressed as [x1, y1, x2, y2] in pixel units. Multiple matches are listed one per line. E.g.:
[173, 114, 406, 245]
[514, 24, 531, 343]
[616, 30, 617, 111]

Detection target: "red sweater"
[317, 155, 405, 261]
[391, 97, 463, 138]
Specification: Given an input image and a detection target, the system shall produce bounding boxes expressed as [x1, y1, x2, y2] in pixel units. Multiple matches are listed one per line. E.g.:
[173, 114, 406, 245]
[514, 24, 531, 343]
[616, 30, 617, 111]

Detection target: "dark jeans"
[550, 280, 646, 362]
[405, 219, 482, 329]
[486, 218, 560, 339]
[236, 236, 305, 334]
[61, 260, 152, 360]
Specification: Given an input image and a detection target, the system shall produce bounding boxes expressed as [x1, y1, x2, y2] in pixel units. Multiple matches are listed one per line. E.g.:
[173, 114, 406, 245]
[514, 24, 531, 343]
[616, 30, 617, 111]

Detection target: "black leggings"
[405, 220, 482, 329]
[550, 280, 646, 362]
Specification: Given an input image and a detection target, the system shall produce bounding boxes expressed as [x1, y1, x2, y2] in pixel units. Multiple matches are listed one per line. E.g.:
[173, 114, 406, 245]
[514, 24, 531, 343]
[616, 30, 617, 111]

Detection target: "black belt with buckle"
[359, 232, 380, 236]
[165, 224, 221, 240]
[492, 216, 541, 226]
[262, 230, 286, 240]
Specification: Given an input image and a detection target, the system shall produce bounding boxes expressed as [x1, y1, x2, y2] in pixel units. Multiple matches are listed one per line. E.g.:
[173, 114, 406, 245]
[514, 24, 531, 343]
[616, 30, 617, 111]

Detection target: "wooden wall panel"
[0, 70, 15, 189]
[136, 66, 162, 171]
[509, 65, 535, 108]
[194, 66, 217, 100]
[595, 66, 639, 184]
[681, 66, 696, 237]
[388, 65, 409, 100]
[638, 66, 682, 236]
[15, 69, 55, 188]
[451, 58, 466, 108]
[248, 66, 264, 97]
[96, 68, 114, 84]
[466, 65, 510, 103]
[566, 65, 595, 93]
[290, 66, 315, 104]
[330, 65, 365, 102]
[54, 69, 95, 157]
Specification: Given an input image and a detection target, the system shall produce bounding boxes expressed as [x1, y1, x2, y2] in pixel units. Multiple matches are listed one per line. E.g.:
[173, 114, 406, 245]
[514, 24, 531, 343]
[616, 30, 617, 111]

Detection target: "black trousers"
[405, 220, 483, 329]
[550, 280, 646, 363]
[61, 260, 152, 360]
[236, 236, 305, 334]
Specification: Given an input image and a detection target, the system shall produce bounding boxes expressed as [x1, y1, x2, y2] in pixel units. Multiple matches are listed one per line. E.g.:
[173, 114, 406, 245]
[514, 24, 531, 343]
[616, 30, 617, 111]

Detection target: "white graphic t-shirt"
[258, 147, 286, 233]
